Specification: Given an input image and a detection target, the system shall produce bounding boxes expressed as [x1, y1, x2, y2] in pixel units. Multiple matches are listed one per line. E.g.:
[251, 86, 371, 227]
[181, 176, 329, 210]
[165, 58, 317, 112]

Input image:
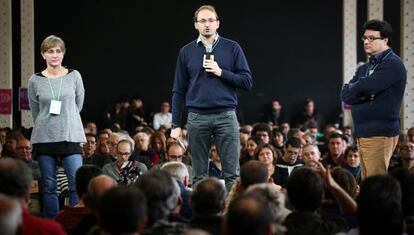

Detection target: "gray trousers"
[187, 110, 240, 191]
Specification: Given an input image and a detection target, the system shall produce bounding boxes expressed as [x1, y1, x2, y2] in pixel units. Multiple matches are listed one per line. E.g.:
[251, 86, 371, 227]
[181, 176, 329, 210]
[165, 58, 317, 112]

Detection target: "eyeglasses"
[361, 36, 384, 42]
[117, 152, 131, 156]
[196, 18, 218, 24]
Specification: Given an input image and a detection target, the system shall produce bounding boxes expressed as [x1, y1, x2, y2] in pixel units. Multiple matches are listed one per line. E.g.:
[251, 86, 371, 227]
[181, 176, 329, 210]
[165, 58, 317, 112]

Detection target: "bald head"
[88, 175, 117, 197]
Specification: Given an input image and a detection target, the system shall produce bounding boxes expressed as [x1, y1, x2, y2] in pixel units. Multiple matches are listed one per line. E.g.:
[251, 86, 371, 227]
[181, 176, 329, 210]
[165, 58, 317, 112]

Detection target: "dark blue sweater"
[172, 36, 252, 126]
[341, 49, 406, 138]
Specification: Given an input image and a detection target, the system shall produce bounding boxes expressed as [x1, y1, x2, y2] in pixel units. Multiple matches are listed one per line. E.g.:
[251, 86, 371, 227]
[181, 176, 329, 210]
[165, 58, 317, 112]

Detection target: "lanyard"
[47, 77, 63, 101]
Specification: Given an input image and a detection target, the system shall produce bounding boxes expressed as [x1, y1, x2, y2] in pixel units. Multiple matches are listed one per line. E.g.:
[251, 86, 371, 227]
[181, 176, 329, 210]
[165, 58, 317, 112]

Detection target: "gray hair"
[161, 161, 189, 183]
[0, 194, 22, 235]
[245, 183, 291, 223]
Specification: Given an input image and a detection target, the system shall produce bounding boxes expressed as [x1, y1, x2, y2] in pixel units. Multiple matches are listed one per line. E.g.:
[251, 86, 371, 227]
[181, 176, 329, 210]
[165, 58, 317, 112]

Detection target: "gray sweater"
[28, 70, 86, 144]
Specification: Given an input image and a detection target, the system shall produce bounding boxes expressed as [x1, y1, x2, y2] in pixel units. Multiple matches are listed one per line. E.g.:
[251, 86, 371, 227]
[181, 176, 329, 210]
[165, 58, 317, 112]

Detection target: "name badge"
[49, 100, 62, 115]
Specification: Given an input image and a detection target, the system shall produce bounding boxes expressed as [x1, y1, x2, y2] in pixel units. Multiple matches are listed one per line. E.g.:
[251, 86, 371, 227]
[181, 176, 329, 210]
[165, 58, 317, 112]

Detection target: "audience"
[134, 170, 187, 234]
[301, 143, 321, 169]
[0, 193, 22, 235]
[190, 177, 227, 235]
[161, 161, 192, 221]
[284, 165, 356, 235]
[2, 98, 412, 235]
[273, 137, 304, 187]
[321, 132, 346, 168]
[102, 139, 147, 185]
[96, 186, 148, 235]
[225, 192, 274, 235]
[0, 158, 66, 235]
[55, 164, 103, 231]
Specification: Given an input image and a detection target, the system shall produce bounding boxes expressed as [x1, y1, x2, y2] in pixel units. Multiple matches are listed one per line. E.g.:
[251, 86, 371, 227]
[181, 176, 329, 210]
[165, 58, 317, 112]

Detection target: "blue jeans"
[38, 154, 82, 218]
[187, 110, 240, 191]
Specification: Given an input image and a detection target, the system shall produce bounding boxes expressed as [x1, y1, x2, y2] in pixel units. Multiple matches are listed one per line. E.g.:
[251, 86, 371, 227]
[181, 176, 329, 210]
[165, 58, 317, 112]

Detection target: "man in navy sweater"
[341, 20, 406, 179]
[171, 5, 252, 190]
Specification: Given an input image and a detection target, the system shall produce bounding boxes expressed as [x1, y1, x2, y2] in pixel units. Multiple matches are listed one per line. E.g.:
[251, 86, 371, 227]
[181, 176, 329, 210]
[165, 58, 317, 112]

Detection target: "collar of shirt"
[196, 33, 219, 47]
[369, 48, 392, 64]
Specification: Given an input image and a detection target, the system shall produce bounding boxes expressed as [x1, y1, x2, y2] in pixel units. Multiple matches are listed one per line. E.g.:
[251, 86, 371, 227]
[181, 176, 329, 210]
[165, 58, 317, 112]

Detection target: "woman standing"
[28, 35, 86, 218]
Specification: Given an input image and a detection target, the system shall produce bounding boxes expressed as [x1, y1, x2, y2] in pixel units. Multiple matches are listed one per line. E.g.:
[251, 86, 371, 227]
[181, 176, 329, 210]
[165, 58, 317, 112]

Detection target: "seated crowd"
[0, 97, 414, 235]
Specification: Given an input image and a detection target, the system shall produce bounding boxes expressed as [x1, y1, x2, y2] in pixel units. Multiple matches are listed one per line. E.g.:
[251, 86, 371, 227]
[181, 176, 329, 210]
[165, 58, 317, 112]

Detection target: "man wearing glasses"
[341, 20, 407, 179]
[171, 5, 252, 191]
[102, 139, 147, 185]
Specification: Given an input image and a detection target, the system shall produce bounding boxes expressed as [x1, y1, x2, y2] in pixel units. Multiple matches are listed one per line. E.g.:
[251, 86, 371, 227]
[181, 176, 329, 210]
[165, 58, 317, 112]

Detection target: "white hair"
[245, 183, 291, 223]
[0, 194, 22, 235]
[161, 161, 189, 183]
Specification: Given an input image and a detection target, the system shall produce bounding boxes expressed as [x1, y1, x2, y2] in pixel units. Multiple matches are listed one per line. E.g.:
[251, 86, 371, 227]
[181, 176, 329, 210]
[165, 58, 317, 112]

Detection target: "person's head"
[194, 5, 220, 38]
[400, 141, 414, 164]
[0, 194, 22, 235]
[4, 131, 24, 155]
[160, 101, 170, 114]
[98, 186, 147, 235]
[390, 168, 414, 217]
[283, 137, 302, 164]
[240, 160, 269, 190]
[280, 122, 290, 135]
[357, 175, 403, 235]
[116, 140, 133, 166]
[84, 133, 97, 158]
[287, 167, 323, 212]
[149, 131, 166, 153]
[271, 100, 281, 111]
[362, 20, 392, 56]
[97, 137, 110, 155]
[166, 141, 185, 162]
[84, 175, 118, 211]
[134, 132, 149, 151]
[0, 128, 8, 146]
[134, 170, 180, 225]
[408, 127, 414, 144]
[240, 132, 249, 151]
[272, 128, 285, 147]
[190, 177, 227, 216]
[15, 138, 32, 162]
[225, 193, 273, 235]
[344, 145, 360, 168]
[245, 183, 290, 225]
[252, 123, 272, 144]
[245, 136, 264, 157]
[0, 158, 33, 206]
[98, 129, 111, 140]
[330, 167, 357, 199]
[84, 121, 98, 135]
[255, 144, 278, 167]
[327, 132, 345, 157]
[342, 126, 352, 136]
[304, 98, 315, 114]
[323, 124, 337, 140]
[40, 35, 66, 68]
[209, 144, 220, 162]
[161, 161, 189, 187]
[301, 144, 321, 168]
[108, 133, 120, 157]
[75, 165, 103, 200]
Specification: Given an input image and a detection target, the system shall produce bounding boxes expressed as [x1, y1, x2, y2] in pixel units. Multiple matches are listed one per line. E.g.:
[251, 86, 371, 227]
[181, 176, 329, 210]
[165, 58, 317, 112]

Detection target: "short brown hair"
[194, 5, 219, 22]
[40, 35, 66, 54]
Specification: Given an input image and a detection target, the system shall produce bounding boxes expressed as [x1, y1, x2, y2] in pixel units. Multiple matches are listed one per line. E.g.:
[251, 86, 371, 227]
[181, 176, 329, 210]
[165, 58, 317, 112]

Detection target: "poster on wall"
[19, 87, 30, 110]
[0, 89, 12, 114]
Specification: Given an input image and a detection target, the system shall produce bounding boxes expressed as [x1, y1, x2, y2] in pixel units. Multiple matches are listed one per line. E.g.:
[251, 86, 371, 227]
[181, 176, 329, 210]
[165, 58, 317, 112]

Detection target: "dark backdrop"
[15, 0, 399, 128]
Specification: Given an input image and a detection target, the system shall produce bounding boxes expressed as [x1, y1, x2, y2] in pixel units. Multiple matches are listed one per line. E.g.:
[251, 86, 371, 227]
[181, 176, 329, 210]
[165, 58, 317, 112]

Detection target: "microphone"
[205, 46, 213, 60]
